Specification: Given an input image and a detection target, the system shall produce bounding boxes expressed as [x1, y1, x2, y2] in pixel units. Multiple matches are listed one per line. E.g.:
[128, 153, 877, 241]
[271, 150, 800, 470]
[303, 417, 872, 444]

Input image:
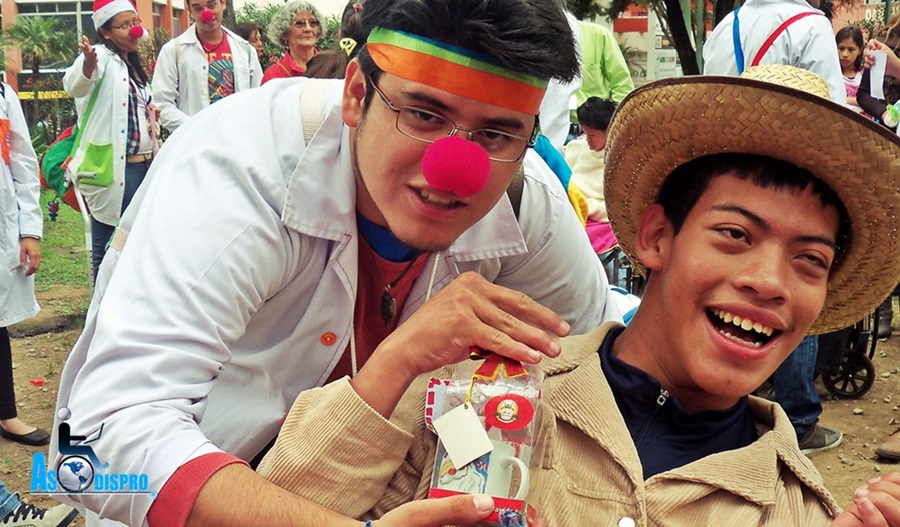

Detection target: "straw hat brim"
[604, 75, 900, 334]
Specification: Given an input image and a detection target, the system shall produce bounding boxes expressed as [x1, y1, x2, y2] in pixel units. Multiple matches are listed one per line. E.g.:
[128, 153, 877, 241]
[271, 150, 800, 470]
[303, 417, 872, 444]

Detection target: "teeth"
[721, 331, 763, 348]
[711, 308, 775, 339]
[419, 190, 456, 206]
[752, 321, 773, 336]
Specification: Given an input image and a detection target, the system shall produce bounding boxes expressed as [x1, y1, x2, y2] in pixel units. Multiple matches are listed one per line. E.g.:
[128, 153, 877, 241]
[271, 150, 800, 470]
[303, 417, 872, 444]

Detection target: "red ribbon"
[473, 354, 527, 380]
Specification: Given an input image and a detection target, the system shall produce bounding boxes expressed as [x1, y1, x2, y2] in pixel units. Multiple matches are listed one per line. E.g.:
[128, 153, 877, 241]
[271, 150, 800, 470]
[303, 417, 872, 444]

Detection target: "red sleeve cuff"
[147, 452, 247, 527]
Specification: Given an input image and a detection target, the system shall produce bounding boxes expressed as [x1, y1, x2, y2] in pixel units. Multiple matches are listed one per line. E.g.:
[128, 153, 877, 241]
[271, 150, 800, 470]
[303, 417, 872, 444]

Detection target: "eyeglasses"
[292, 19, 321, 29]
[111, 18, 141, 31]
[370, 82, 537, 163]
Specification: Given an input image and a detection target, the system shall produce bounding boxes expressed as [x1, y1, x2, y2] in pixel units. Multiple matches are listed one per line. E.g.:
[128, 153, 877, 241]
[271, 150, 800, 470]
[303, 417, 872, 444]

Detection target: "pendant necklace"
[376, 256, 419, 326]
[362, 241, 420, 326]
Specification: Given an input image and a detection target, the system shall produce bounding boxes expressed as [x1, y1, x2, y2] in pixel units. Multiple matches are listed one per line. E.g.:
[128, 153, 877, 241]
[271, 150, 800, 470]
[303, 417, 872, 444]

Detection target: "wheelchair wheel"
[822, 354, 875, 399]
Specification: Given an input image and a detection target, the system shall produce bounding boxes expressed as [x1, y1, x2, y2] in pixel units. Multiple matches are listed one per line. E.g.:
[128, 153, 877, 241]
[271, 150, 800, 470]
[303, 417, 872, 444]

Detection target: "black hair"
[99, 20, 149, 86]
[339, 0, 365, 52]
[835, 25, 865, 73]
[576, 97, 616, 131]
[656, 153, 851, 268]
[354, 0, 578, 101]
[234, 22, 260, 41]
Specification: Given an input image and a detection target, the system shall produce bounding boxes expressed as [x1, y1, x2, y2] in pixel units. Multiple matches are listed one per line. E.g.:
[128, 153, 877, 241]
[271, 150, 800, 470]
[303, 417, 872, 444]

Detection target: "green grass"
[35, 189, 91, 291]
[0, 456, 15, 474]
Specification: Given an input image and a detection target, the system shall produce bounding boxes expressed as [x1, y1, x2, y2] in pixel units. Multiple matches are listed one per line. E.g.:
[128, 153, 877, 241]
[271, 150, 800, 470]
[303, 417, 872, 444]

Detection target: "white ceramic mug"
[484, 440, 530, 500]
[436, 440, 530, 500]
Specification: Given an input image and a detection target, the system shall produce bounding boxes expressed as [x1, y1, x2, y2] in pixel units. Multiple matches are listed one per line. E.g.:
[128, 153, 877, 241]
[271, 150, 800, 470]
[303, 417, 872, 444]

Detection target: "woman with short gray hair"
[261, 0, 323, 83]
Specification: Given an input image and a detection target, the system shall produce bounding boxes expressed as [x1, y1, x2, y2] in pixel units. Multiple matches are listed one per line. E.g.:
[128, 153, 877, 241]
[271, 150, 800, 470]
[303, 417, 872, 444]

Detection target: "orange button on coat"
[320, 332, 337, 346]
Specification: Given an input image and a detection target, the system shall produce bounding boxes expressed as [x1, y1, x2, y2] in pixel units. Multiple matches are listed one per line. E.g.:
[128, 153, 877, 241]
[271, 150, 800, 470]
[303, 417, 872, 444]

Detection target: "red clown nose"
[200, 9, 215, 22]
[421, 136, 490, 198]
[128, 25, 144, 39]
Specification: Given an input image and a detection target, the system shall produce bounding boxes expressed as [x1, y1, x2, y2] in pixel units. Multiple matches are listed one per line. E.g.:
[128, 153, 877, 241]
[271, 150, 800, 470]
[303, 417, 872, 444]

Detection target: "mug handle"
[501, 456, 530, 500]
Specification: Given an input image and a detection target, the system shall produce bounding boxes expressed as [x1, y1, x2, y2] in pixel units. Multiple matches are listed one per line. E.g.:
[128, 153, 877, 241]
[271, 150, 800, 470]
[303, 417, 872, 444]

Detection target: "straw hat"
[604, 64, 900, 334]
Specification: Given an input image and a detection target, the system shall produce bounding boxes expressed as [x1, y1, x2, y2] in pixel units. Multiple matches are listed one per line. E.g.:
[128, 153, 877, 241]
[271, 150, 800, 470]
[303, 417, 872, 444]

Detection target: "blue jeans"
[772, 335, 821, 437]
[90, 160, 149, 283]
[0, 478, 20, 519]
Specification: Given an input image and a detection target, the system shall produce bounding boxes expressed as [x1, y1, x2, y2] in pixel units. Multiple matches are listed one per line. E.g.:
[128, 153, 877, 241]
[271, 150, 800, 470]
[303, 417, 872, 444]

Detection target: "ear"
[342, 58, 366, 127]
[635, 203, 674, 273]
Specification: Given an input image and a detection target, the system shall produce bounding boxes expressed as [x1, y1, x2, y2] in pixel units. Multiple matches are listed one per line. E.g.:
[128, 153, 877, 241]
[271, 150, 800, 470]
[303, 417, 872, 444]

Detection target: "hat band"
[366, 27, 548, 115]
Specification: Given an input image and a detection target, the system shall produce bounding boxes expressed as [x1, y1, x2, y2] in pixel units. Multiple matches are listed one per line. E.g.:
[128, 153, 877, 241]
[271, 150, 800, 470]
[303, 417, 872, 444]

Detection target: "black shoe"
[0, 426, 50, 446]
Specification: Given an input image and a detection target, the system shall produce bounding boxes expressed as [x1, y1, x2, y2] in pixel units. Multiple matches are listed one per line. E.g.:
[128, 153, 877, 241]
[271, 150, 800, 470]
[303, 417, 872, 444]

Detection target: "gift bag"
[428, 354, 543, 527]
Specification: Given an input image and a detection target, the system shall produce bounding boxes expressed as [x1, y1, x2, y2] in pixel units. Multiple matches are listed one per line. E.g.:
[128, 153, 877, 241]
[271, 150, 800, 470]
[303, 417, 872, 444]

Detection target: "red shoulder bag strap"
[750, 12, 823, 68]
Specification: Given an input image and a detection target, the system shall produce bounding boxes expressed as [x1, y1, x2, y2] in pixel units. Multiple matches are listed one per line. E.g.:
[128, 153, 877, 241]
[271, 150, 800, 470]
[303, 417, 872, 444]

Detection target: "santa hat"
[92, 0, 137, 30]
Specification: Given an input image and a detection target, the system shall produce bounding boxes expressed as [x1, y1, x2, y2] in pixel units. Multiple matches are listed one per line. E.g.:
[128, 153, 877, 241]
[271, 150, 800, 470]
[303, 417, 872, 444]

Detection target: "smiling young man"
[151, 0, 262, 133]
[259, 65, 900, 526]
[51, 1, 622, 526]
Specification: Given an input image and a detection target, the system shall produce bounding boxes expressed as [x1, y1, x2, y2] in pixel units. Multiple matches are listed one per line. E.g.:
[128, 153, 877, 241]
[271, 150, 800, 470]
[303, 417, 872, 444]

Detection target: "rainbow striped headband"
[366, 27, 549, 115]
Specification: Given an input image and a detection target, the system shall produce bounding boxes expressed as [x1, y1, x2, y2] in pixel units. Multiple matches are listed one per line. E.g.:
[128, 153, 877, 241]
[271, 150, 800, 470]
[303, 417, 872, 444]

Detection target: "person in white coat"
[0, 82, 46, 447]
[51, 1, 623, 526]
[63, 0, 157, 283]
[702, 0, 846, 106]
[151, 0, 262, 133]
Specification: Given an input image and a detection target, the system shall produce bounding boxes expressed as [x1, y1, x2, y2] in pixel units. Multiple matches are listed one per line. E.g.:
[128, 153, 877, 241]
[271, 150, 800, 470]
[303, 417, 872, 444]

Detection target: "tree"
[236, 3, 282, 68]
[139, 27, 172, 74]
[224, 0, 237, 33]
[2, 16, 74, 120]
[568, 0, 606, 20]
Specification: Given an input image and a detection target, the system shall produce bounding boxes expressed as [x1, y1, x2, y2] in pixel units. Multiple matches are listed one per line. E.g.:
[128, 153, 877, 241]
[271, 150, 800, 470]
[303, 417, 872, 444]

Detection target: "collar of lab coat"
[179, 23, 243, 47]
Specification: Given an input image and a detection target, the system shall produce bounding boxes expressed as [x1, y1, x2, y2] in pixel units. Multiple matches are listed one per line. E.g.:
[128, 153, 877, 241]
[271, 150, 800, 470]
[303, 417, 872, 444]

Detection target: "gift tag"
[433, 403, 493, 469]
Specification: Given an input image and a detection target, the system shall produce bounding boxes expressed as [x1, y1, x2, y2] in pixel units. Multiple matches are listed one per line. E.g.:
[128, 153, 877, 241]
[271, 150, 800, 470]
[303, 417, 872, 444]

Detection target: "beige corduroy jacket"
[258, 322, 842, 526]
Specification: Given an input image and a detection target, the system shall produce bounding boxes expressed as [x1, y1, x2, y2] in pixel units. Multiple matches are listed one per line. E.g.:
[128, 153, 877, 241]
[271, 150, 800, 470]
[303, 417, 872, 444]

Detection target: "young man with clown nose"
[151, 0, 262, 133]
[51, 1, 621, 526]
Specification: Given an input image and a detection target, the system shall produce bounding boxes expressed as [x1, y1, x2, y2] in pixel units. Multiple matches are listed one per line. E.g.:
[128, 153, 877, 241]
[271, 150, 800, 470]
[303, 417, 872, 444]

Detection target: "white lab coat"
[52, 78, 618, 526]
[63, 46, 134, 227]
[0, 83, 41, 327]
[703, 0, 847, 105]
[152, 24, 263, 133]
[539, 11, 583, 152]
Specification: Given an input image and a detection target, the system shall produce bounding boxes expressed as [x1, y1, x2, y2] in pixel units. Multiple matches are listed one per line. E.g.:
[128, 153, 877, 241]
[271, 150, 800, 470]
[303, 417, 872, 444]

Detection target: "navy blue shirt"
[357, 213, 418, 262]
[599, 326, 756, 479]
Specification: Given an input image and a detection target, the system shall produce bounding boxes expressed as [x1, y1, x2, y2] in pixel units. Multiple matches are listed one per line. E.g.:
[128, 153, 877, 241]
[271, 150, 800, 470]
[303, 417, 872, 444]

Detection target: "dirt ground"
[1, 288, 898, 525]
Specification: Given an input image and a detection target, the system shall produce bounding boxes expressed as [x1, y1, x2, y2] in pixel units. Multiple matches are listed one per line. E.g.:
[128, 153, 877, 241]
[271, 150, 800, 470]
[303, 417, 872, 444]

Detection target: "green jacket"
[576, 21, 635, 106]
